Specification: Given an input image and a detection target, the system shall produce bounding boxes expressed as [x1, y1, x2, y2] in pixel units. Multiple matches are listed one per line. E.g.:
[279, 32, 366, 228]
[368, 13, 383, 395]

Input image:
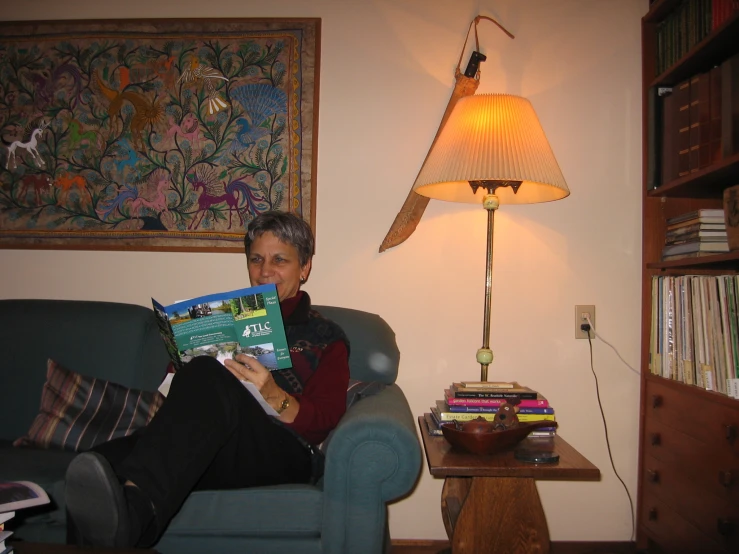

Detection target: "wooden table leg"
[441, 476, 550, 554]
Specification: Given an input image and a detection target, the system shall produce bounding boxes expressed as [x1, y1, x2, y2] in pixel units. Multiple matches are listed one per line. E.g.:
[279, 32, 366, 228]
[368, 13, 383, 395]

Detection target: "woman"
[65, 211, 350, 548]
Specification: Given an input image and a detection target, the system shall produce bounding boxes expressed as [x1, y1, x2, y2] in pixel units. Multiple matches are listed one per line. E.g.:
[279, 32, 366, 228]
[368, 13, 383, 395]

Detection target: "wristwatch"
[277, 395, 291, 414]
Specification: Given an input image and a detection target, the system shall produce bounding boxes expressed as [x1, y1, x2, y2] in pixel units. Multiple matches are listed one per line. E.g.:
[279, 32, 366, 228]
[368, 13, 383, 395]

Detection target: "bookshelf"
[639, 1, 739, 552]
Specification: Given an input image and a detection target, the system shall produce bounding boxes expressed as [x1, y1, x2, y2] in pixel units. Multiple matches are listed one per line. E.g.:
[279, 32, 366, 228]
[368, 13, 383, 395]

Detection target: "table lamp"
[413, 93, 569, 381]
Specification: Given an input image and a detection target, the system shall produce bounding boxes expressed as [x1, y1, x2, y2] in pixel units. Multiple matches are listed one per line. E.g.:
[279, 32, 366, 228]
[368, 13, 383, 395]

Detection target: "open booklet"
[152, 283, 289, 416]
[0, 480, 50, 513]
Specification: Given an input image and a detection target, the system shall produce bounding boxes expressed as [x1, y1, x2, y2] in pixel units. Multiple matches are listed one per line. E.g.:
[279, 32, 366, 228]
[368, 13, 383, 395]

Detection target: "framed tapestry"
[0, 18, 320, 252]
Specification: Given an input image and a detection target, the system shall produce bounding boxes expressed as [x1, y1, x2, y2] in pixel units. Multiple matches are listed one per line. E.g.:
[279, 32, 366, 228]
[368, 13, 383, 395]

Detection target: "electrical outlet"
[575, 305, 595, 339]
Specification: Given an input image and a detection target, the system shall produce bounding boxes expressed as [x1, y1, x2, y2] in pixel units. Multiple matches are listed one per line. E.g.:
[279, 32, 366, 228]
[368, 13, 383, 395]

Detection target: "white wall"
[0, 0, 647, 542]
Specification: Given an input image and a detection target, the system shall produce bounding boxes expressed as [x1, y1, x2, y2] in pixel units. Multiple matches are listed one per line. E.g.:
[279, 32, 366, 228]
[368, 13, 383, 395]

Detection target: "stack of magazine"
[661, 209, 728, 261]
[0, 480, 51, 553]
[424, 381, 556, 438]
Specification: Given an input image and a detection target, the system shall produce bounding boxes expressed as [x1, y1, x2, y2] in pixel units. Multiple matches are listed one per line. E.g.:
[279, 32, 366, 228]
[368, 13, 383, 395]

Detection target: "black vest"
[271, 293, 349, 394]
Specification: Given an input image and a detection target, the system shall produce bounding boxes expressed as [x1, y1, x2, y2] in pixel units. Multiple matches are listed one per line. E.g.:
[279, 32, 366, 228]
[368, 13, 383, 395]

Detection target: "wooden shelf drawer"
[643, 417, 739, 503]
[641, 491, 732, 554]
[645, 379, 739, 458]
[642, 455, 739, 551]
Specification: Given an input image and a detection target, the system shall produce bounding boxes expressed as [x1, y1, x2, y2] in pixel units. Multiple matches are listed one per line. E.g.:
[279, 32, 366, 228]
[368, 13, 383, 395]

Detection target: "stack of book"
[661, 209, 728, 261]
[423, 381, 556, 437]
[0, 480, 51, 554]
[0, 511, 13, 554]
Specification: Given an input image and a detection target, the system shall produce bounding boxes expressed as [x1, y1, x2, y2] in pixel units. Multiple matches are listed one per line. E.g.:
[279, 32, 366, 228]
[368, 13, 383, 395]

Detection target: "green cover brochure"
[152, 284, 291, 371]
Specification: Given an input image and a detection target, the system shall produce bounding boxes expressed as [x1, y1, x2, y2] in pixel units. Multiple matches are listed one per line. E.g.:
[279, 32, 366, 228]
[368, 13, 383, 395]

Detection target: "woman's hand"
[224, 354, 276, 393]
[223, 354, 295, 419]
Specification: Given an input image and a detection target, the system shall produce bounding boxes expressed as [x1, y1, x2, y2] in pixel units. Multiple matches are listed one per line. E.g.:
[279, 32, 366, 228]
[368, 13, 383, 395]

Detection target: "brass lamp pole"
[471, 181, 521, 380]
[412, 94, 569, 381]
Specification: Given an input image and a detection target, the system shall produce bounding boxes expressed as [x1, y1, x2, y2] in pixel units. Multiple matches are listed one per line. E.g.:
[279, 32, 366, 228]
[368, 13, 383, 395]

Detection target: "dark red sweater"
[278, 292, 350, 445]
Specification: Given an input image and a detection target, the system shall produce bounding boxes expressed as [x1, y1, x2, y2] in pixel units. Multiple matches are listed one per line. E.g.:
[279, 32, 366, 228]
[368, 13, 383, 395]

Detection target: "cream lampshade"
[413, 93, 569, 380]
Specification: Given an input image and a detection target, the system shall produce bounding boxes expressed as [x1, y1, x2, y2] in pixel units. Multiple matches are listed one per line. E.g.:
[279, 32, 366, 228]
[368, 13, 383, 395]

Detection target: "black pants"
[93, 356, 313, 540]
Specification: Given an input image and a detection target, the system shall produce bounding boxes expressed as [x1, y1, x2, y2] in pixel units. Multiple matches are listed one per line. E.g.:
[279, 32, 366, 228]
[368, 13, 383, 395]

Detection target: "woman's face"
[247, 231, 311, 301]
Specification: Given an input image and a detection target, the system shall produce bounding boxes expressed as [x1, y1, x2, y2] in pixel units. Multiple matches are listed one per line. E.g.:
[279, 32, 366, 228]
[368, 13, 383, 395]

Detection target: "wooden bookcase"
[638, 1, 739, 552]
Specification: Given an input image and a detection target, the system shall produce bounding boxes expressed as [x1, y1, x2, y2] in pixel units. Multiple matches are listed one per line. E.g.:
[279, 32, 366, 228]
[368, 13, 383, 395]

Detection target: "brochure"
[0, 480, 50, 513]
[152, 283, 291, 371]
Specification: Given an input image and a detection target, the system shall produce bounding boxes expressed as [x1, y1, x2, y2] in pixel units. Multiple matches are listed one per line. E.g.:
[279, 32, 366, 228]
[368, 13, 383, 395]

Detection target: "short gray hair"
[244, 211, 315, 266]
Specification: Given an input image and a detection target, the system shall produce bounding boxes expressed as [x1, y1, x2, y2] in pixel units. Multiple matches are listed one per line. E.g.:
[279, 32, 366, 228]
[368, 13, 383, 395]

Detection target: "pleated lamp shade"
[413, 93, 570, 204]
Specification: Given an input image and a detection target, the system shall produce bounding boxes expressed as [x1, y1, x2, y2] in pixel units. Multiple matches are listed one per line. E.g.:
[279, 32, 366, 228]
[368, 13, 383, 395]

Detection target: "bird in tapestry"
[28, 63, 84, 110]
[91, 73, 165, 151]
[177, 59, 230, 115]
[228, 83, 287, 153]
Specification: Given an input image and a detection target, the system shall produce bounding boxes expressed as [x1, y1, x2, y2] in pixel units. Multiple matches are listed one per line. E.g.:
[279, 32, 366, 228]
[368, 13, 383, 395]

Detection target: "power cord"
[580, 319, 636, 542]
[584, 315, 640, 376]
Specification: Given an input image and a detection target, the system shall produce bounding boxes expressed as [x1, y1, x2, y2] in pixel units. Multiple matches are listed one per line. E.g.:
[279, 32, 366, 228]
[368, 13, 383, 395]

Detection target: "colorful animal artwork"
[0, 19, 318, 250]
[4, 119, 50, 169]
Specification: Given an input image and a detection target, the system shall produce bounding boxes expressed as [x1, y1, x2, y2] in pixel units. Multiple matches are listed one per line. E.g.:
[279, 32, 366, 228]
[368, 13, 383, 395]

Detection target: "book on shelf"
[665, 233, 728, 246]
[662, 240, 729, 258]
[725, 184, 739, 250]
[723, 50, 739, 159]
[444, 389, 550, 408]
[710, 63, 723, 164]
[433, 401, 555, 423]
[650, 275, 739, 396]
[647, 86, 666, 189]
[665, 222, 727, 238]
[447, 383, 539, 399]
[688, 72, 711, 171]
[676, 77, 691, 177]
[666, 209, 726, 226]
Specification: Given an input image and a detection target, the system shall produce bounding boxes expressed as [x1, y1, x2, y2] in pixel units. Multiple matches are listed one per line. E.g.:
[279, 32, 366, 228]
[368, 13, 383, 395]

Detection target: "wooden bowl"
[440, 419, 558, 455]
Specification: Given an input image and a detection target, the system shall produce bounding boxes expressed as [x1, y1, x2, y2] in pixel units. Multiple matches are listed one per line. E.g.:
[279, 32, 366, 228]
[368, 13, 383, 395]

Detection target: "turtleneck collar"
[280, 290, 311, 326]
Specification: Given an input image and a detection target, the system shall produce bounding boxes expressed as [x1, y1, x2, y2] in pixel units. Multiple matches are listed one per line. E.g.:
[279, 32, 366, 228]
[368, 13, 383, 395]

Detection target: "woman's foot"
[66, 452, 136, 547]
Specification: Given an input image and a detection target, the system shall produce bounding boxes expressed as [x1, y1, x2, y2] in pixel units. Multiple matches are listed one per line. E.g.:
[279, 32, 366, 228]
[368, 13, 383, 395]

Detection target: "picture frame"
[0, 18, 320, 252]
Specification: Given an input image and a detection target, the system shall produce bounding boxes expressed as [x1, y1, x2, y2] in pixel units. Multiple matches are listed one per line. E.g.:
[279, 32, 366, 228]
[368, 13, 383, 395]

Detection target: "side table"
[418, 415, 600, 554]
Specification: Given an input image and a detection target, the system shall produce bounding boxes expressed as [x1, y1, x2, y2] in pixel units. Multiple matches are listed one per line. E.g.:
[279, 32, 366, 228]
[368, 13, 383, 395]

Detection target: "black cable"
[583, 324, 636, 542]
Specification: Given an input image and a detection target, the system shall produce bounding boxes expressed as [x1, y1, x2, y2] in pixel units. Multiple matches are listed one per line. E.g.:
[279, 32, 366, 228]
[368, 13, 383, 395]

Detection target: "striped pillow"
[13, 359, 164, 452]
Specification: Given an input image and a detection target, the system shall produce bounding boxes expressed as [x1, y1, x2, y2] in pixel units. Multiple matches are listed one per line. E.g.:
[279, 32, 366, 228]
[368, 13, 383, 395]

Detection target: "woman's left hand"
[223, 354, 284, 404]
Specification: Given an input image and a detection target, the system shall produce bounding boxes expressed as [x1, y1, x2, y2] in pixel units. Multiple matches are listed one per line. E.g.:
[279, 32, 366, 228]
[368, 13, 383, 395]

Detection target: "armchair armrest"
[320, 384, 421, 554]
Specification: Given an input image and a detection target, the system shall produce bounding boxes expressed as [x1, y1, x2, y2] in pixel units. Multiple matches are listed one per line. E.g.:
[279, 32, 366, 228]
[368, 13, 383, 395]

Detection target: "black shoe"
[66, 451, 132, 548]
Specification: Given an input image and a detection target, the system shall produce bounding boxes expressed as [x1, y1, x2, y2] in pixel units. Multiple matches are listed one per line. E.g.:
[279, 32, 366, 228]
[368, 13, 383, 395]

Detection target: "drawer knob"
[647, 469, 660, 483]
[725, 425, 738, 444]
[719, 471, 734, 488]
[717, 518, 734, 536]
[650, 433, 661, 446]
[652, 395, 663, 409]
[648, 508, 658, 521]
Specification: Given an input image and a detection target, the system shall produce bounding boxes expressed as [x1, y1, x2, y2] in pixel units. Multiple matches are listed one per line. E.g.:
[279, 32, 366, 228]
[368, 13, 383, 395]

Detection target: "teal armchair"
[0, 299, 422, 554]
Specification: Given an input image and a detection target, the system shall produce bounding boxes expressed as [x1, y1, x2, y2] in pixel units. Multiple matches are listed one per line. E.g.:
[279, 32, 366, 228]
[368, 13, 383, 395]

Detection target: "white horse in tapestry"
[5, 119, 50, 170]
